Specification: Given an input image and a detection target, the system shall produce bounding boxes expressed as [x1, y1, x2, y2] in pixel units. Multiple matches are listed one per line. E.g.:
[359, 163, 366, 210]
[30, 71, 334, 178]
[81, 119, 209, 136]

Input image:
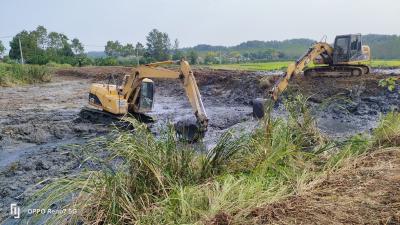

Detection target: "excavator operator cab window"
[350, 34, 363, 61]
[333, 36, 350, 63]
[138, 81, 154, 112]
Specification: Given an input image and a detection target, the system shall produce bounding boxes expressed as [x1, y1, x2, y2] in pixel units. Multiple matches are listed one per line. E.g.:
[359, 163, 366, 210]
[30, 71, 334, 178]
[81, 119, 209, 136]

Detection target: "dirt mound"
[194, 69, 264, 105]
[247, 148, 400, 225]
[55, 66, 132, 81]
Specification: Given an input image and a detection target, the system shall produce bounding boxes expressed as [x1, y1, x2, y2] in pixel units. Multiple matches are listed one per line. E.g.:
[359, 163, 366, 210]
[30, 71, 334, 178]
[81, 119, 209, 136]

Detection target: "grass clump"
[31, 96, 400, 224]
[0, 63, 52, 86]
[373, 111, 400, 147]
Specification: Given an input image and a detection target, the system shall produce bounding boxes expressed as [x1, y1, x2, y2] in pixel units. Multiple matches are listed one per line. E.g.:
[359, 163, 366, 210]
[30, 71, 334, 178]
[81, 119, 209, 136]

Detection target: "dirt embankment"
[247, 148, 400, 225]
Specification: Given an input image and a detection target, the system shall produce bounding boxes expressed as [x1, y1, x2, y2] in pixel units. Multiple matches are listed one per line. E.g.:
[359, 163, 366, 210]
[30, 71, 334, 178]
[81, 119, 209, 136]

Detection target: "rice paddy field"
[208, 60, 400, 71]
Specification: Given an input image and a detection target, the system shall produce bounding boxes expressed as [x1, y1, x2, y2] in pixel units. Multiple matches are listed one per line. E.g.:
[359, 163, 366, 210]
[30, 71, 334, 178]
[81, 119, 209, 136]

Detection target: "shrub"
[373, 111, 400, 147]
[0, 63, 51, 86]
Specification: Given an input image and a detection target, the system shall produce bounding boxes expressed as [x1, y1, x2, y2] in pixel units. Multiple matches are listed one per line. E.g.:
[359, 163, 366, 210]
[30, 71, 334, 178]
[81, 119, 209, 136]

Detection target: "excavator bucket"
[174, 118, 205, 142]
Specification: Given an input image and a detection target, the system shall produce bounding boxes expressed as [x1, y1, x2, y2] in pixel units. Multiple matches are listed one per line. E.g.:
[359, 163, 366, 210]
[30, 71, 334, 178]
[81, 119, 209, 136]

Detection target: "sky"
[1, 0, 400, 51]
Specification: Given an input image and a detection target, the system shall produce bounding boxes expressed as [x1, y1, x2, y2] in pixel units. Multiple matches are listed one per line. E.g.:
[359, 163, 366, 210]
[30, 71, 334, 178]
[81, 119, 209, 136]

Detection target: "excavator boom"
[270, 42, 333, 101]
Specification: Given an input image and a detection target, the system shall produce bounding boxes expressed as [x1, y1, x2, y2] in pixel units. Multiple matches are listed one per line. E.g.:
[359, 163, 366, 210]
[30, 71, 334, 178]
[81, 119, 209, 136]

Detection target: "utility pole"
[136, 48, 139, 66]
[219, 51, 222, 64]
[18, 37, 24, 64]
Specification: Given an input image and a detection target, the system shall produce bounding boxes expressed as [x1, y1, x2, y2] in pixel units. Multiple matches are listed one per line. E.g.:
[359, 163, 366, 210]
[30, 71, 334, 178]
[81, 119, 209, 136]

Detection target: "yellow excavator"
[271, 34, 371, 101]
[253, 34, 371, 117]
[81, 59, 208, 141]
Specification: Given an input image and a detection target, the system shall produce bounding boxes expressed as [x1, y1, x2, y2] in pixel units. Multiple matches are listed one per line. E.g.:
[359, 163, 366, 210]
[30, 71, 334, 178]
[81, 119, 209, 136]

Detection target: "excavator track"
[304, 65, 370, 78]
[77, 107, 154, 129]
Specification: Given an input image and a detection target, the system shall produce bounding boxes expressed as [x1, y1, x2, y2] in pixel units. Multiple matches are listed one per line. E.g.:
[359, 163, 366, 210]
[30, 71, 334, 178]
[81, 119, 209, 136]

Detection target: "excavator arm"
[122, 60, 208, 134]
[270, 42, 334, 101]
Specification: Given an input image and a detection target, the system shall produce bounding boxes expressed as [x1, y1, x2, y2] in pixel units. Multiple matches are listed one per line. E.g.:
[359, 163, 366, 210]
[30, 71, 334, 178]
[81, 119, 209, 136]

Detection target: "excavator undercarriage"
[304, 64, 370, 77]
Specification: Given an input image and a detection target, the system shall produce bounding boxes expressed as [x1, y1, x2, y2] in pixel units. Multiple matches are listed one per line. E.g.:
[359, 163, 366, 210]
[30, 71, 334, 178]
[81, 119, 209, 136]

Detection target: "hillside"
[183, 34, 400, 60]
[364, 34, 400, 59]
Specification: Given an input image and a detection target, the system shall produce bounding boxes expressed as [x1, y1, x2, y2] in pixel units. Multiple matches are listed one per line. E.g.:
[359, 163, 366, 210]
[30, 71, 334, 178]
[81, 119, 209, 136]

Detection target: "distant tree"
[0, 40, 5, 57]
[122, 43, 135, 57]
[32, 25, 48, 49]
[135, 42, 145, 56]
[188, 50, 198, 65]
[47, 32, 63, 49]
[9, 26, 87, 65]
[204, 51, 218, 64]
[105, 40, 123, 57]
[229, 51, 241, 63]
[9, 30, 38, 63]
[58, 34, 73, 57]
[71, 38, 84, 55]
[145, 29, 171, 61]
[172, 38, 184, 60]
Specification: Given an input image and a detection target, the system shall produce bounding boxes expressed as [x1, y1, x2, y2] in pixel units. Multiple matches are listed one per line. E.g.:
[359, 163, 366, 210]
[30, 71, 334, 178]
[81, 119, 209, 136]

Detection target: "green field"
[371, 60, 400, 68]
[208, 61, 291, 71]
[208, 60, 400, 71]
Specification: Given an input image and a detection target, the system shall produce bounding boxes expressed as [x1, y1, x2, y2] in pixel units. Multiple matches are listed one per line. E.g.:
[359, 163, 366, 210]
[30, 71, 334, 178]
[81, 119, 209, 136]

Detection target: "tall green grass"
[30, 96, 400, 224]
[0, 63, 52, 86]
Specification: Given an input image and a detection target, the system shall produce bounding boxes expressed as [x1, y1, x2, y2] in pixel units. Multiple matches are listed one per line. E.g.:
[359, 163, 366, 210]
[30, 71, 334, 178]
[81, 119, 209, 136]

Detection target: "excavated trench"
[0, 67, 399, 221]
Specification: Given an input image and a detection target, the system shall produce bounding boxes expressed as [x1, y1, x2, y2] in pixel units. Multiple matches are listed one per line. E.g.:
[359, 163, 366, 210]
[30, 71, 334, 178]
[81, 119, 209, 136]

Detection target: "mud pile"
[288, 73, 400, 138]
[247, 148, 400, 224]
[55, 66, 132, 81]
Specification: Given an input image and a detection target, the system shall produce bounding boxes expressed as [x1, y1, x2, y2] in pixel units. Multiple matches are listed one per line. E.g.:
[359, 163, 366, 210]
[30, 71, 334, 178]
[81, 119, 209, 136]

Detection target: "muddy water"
[0, 77, 106, 221]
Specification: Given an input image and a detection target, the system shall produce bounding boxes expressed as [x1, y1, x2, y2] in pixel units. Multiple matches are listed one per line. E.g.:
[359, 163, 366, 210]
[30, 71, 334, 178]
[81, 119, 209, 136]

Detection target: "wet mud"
[0, 67, 399, 221]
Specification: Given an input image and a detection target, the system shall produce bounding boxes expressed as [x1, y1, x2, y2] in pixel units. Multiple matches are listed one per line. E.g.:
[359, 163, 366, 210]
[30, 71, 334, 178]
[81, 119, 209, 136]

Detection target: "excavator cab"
[135, 78, 154, 113]
[333, 34, 364, 64]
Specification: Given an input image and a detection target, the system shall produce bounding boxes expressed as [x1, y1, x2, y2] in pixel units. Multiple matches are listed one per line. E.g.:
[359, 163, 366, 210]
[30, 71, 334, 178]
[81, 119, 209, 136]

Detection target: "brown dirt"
[55, 66, 133, 81]
[246, 147, 400, 225]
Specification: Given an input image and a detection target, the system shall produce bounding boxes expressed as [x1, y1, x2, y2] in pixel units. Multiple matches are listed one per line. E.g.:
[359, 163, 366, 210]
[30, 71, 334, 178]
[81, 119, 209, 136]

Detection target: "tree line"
[2, 28, 400, 66]
[2, 26, 87, 65]
[99, 29, 192, 65]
